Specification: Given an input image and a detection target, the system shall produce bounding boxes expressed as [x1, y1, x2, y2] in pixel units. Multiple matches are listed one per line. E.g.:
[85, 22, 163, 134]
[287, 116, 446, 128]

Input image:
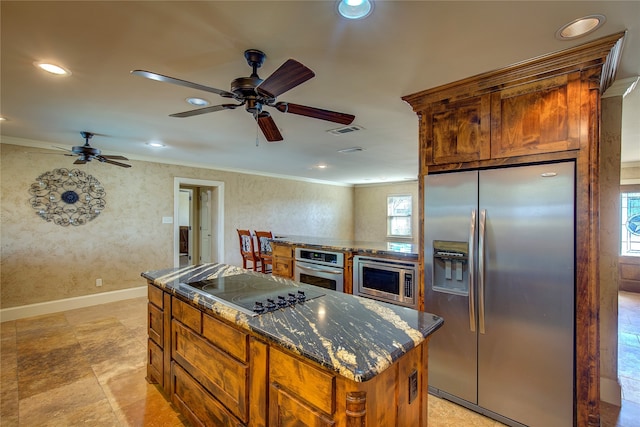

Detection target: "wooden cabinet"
[147, 280, 432, 426]
[402, 32, 626, 427]
[424, 94, 491, 165]
[490, 73, 582, 159]
[418, 73, 584, 167]
[147, 284, 171, 393]
[272, 242, 294, 278]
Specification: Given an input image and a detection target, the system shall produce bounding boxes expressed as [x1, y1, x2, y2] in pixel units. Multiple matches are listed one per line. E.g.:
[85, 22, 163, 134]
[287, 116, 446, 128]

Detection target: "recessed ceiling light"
[555, 15, 606, 40]
[337, 0, 373, 20]
[0, 117, 6, 121]
[34, 62, 71, 76]
[146, 141, 166, 148]
[186, 97, 209, 107]
[315, 163, 328, 169]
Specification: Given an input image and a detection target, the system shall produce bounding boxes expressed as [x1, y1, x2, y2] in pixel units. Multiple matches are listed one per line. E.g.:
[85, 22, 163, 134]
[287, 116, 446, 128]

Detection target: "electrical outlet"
[408, 369, 418, 404]
[96, 278, 103, 287]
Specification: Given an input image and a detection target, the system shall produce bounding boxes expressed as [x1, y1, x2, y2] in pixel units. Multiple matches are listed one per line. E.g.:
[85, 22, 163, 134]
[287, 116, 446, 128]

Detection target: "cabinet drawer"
[148, 302, 163, 347]
[202, 313, 249, 362]
[172, 362, 244, 427]
[147, 338, 163, 386]
[172, 298, 202, 333]
[173, 320, 249, 422]
[269, 383, 335, 427]
[270, 347, 335, 415]
[148, 284, 164, 308]
[272, 244, 293, 257]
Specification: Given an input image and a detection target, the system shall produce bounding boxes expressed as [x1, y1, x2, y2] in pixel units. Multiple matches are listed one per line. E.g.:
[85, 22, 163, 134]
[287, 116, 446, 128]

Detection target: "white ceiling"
[1, 1, 639, 185]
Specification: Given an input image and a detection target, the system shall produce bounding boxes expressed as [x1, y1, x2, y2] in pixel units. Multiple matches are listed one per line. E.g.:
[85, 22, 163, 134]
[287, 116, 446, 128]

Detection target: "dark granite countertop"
[142, 263, 443, 382]
[271, 235, 419, 259]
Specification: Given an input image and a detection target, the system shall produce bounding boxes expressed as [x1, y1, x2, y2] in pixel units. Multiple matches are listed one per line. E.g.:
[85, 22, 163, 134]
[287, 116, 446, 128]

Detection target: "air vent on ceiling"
[337, 147, 365, 154]
[327, 125, 364, 135]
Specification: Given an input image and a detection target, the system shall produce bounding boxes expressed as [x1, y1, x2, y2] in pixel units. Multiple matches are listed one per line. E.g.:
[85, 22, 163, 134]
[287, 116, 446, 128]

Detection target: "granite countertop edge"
[141, 264, 443, 382]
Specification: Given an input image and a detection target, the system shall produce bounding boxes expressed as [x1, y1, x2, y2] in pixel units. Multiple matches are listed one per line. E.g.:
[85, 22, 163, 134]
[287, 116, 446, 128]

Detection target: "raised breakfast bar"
[143, 263, 443, 427]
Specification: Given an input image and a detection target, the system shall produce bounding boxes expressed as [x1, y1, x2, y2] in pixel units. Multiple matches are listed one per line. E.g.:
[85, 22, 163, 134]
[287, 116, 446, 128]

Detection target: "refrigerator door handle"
[468, 209, 477, 332]
[478, 209, 487, 334]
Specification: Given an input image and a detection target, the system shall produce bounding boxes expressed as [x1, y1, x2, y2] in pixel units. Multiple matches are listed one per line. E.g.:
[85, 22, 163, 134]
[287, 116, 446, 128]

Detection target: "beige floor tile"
[18, 376, 118, 426]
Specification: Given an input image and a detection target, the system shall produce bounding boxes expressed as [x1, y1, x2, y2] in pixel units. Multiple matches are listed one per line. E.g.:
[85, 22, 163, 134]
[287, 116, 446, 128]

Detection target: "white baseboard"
[0, 286, 147, 322]
[601, 376, 622, 406]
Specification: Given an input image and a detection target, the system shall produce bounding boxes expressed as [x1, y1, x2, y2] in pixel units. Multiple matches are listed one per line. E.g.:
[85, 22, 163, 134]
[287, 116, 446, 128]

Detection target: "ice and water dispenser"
[432, 240, 469, 295]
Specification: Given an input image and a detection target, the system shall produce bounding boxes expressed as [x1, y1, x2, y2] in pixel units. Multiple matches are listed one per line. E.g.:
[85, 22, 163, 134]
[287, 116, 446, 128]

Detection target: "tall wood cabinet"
[402, 32, 626, 427]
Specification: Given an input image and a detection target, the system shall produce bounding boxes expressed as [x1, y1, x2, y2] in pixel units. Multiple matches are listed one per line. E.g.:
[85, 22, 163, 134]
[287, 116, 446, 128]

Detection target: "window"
[387, 195, 412, 238]
[621, 189, 640, 257]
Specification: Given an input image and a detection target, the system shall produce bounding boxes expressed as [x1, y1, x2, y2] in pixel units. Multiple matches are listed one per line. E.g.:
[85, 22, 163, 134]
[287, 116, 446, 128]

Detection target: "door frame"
[173, 178, 225, 267]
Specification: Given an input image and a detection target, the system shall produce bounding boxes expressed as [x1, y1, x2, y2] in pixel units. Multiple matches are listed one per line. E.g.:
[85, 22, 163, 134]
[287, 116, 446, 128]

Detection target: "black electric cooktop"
[184, 273, 325, 316]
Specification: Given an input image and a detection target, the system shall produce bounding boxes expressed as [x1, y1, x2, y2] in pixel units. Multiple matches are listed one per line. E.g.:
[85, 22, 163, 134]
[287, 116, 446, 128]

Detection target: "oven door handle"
[296, 263, 343, 275]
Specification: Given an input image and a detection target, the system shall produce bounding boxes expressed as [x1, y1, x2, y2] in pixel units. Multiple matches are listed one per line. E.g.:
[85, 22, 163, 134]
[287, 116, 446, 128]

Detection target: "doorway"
[174, 178, 224, 267]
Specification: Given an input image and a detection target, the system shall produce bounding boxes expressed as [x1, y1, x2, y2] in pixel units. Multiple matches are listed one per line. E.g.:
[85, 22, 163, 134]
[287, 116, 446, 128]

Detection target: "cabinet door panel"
[270, 347, 335, 415]
[269, 383, 335, 427]
[491, 73, 581, 158]
[172, 362, 244, 427]
[147, 338, 163, 386]
[148, 302, 163, 347]
[173, 320, 249, 422]
[148, 284, 164, 308]
[427, 95, 490, 165]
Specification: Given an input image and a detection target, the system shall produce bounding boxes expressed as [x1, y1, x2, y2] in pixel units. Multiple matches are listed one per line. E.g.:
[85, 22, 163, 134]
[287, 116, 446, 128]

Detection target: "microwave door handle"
[297, 264, 343, 275]
[468, 209, 477, 333]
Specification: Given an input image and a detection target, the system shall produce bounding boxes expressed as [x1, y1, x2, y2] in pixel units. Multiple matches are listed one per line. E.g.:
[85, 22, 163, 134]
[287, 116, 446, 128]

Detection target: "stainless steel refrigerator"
[424, 161, 575, 427]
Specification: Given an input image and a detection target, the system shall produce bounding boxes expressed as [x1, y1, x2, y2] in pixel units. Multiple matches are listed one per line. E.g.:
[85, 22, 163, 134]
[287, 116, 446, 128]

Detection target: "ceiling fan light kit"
[132, 49, 355, 142]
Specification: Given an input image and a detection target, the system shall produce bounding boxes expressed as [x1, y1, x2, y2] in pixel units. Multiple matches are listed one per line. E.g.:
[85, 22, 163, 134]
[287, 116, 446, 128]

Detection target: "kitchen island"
[143, 263, 443, 427]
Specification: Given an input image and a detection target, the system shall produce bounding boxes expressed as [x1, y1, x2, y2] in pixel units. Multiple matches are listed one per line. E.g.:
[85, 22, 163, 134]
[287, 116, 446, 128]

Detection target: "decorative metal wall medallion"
[29, 168, 106, 226]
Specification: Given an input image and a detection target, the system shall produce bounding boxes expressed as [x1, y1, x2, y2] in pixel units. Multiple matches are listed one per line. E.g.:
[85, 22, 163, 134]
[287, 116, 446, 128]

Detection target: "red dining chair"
[254, 230, 273, 274]
[237, 229, 260, 271]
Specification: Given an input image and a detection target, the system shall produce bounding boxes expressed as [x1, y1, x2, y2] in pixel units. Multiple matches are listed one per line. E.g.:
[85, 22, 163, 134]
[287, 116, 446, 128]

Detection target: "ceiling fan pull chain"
[255, 112, 260, 147]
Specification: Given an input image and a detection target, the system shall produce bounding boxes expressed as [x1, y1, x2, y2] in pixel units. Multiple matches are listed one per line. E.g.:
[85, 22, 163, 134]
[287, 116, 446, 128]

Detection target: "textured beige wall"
[354, 181, 418, 244]
[0, 142, 353, 308]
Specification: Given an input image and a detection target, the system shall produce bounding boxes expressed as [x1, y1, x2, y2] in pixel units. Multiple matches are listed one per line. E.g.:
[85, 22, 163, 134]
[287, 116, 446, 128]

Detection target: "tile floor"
[1, 292, 639, 426]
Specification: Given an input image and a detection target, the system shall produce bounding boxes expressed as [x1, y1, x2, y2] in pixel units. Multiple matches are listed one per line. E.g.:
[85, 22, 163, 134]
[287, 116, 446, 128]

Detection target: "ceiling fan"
[131, 49, 355, 142]
[54, 132, 132, 168]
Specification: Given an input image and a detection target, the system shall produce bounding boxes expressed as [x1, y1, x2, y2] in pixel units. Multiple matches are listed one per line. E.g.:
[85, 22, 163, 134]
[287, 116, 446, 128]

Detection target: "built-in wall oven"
[353, 255, 418, 308]
[294, 248, 344, 292]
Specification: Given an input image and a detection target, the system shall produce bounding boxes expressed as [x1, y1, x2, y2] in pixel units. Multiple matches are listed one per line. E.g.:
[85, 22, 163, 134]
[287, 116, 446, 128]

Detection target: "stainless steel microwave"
[353, 255, 418, 309]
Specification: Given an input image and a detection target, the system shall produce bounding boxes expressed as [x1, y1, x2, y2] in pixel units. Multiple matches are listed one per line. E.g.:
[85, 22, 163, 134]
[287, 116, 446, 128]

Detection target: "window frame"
[386, 194, 413, 239]
[620, 184, 640, 257]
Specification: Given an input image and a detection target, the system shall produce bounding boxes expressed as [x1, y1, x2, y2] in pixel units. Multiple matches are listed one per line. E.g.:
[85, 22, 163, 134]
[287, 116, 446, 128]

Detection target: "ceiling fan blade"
[131, 70, 236, 98]
[101, 155, 129, 160]
[53, 146, 73, 152]
[74, 158, 87, 165]
[274, 102, 355, 125]
[256, 59, 315, 99]
[170, 103, 242, 118]
[98, 156, 132, 168]
[256, 112, 283, 142]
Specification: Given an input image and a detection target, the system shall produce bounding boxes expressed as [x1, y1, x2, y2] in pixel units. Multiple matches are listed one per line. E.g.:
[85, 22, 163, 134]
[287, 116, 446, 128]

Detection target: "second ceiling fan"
[132, 49, 355, 142]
